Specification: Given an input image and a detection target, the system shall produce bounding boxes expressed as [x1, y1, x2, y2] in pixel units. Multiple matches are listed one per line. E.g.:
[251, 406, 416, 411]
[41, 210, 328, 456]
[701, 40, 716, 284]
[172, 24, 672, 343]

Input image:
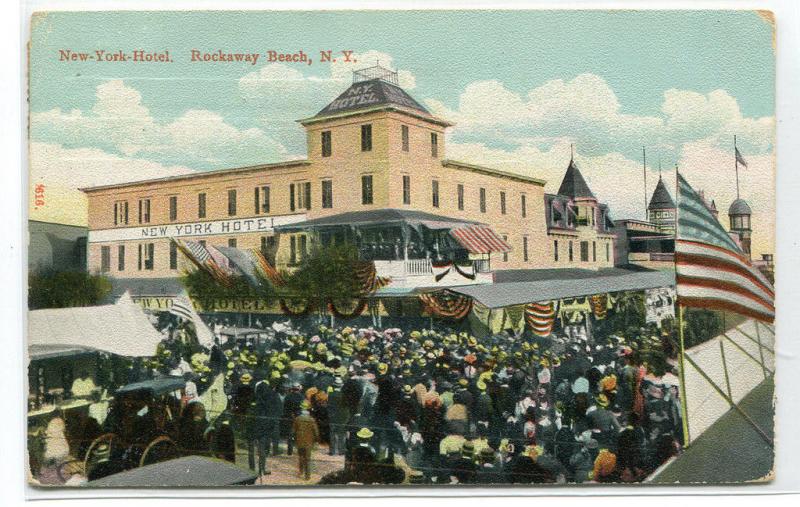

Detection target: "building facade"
[82, 66, 616, 293]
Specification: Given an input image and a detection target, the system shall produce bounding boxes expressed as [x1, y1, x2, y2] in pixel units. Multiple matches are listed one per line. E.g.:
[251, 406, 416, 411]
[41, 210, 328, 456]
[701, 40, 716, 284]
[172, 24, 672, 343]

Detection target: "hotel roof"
[316, 78, 431, 118]
[79, 159, 311, 193]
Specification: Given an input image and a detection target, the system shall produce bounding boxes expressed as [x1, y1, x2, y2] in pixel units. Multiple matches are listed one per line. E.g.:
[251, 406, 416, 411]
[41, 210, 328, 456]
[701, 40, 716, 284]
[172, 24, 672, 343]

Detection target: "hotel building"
[82, 66, 617, 299]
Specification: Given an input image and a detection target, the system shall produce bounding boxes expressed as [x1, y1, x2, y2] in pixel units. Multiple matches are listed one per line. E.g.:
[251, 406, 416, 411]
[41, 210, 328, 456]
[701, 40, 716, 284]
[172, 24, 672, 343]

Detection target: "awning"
[449, 225, 512, 254]
[28, 291, 165, 357]
[451, 267, 675, 308]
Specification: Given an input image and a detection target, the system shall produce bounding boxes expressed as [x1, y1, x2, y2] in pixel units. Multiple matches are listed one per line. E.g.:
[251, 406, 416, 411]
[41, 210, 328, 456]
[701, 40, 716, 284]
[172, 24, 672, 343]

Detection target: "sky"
[28, 10, 775, 254]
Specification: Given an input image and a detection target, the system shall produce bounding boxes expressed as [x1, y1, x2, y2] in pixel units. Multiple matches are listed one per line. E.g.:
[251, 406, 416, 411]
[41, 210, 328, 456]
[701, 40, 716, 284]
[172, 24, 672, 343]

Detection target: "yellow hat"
[597, 393, 610, 408]
[240, 373, 252, 384]
[403, 384, 412, 394]
[301, 400, 311, 410]
[356, 427, 374, 439]
[377, 363, 388, 374]
[476, 379, 487, 391]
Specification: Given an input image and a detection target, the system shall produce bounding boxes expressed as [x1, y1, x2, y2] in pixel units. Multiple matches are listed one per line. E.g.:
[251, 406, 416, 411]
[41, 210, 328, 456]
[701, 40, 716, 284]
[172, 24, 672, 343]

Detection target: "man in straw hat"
[292, 400, 320, 480]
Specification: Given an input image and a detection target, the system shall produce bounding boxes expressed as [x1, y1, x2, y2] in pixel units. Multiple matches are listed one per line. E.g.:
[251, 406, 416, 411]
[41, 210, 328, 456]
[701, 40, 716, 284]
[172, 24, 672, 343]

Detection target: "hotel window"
[361, 175, 373, 205]
[138, 243, 154, 270]
[198, 193, 207, 218]
[457, 184, 465, 211]
[169, 196, 178, 222]
[228, 238, 237, 248]
[592, 241, 597, 262]
[100, 246, 110, 272]
[606, 242, 610, 262]
[322, 180, 333, 209]
[503, 236, 509, 262]
[401, 125, 409, 152]
[138, 198, 151, 224]
[118, 245, 125, 271]
[580, 241, 589, 262]
[255, 185, 270, 214]
[402, 175, 411, 205]
[290, 184, 296, 211]
[114, 200, 129, 225]
[431, 132, 438, 157]
[227, 189, 237, 216]
[261, 236, 276, 256]
[290, 236, 297, 265]
[299, 235, 308, 260]
[361, 124, 372, 152]
[569, 241, 574, 262]
[321, 130, 332, 157]
[479, 188, 486, 213]
[523, 236, 529, 262]
[554, 240, 559, 262]
[432, 180, 440, 208]
[170, 241, 178, 269]
[521, 194, 527, 218]
[500, 191, 507, 214]
[302, 182, 312, 210]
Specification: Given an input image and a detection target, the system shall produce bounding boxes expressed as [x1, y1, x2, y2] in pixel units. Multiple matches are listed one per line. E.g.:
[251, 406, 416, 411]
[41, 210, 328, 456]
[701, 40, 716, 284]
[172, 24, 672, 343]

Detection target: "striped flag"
[735, 147, 748, 168]
[169, 293, 215, 346]
[676, 173, 774, 322]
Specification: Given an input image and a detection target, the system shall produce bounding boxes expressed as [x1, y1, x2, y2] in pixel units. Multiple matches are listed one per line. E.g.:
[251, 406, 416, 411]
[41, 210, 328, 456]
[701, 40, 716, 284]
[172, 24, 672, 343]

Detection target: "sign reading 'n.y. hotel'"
[87, 213, 307, 243]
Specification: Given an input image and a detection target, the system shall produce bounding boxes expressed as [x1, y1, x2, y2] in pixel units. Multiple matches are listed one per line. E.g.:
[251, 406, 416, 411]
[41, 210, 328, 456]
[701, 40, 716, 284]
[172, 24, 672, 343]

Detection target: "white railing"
[406, 258, 432, 275]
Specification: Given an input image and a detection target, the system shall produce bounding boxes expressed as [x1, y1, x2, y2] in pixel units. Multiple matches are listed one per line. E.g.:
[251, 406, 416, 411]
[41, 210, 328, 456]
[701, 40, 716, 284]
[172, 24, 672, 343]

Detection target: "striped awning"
[449, 225, 512, 254]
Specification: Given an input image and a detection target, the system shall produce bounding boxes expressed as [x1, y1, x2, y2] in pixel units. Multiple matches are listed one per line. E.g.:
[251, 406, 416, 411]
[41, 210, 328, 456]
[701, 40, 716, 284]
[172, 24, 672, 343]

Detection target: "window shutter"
[254, 187, 260, 213]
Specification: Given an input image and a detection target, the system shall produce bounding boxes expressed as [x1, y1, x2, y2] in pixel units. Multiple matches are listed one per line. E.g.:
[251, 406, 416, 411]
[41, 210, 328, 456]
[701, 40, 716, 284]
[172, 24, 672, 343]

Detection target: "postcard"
[26, 9, 775, 488]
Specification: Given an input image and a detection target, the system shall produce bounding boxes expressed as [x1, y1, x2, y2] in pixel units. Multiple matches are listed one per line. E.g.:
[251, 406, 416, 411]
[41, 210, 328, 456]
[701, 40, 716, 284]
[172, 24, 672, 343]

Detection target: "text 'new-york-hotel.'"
[81, 66, 617, 291]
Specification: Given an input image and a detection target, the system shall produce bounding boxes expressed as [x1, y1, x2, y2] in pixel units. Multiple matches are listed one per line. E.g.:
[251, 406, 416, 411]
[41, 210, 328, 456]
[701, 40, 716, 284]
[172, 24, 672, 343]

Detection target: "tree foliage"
[282, 242, 363, 309]
[28, 269, 112, 309]
[179, 268, 274, 310]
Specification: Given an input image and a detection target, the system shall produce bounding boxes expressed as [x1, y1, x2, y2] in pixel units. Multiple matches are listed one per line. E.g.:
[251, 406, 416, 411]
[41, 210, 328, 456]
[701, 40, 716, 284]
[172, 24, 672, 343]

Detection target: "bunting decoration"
[454, 261, 477, 280]
[327, 298, 369, 319]
[279, 298, 312, 317]
[354, 260, 392, 295]
[590, 294, 609, 320]
[431, 260, 453, 282]
[419, 291, 473, 320]
[525, 301, 557, 337]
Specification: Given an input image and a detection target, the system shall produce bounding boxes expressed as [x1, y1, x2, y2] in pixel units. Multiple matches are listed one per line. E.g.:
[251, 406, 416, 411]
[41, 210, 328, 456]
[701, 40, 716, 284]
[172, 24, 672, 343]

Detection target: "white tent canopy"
[28, 291, 164, 357]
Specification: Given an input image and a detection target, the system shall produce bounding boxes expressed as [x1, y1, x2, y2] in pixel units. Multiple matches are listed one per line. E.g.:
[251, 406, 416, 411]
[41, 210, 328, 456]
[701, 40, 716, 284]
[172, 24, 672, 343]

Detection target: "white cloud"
[31, 80, 290, 168]
[29, 142, 196, 226]
[427, 73, 773, 159]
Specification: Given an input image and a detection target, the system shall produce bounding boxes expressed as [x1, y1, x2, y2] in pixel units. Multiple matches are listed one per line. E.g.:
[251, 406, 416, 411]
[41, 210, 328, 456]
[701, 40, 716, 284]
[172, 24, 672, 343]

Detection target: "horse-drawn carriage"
[78, 377, 187, 481]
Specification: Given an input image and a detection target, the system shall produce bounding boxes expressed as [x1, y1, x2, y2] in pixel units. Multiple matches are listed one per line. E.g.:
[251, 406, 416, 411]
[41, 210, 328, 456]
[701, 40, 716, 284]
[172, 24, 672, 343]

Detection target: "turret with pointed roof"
[557, 157, 595, 200]
[647, 176, 676, 210]
[646, 175, 676, 235]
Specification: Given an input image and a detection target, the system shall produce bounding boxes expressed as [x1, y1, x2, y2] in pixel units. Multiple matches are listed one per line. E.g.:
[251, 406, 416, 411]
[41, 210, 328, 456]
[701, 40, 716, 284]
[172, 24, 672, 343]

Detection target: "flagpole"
[677, 304, 691, 447]
[673, 166, 691, 447]
[642, 146, 648, 221]
[734, 135, 740, 200]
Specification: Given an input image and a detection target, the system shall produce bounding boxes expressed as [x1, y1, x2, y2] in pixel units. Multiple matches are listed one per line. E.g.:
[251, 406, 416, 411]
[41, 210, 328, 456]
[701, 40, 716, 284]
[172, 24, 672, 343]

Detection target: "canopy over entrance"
[28, 292, 164, 357]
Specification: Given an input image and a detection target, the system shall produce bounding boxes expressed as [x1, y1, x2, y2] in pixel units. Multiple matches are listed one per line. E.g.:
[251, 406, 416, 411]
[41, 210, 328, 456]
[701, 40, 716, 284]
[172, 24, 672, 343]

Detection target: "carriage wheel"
[83, 432, 121, 481]
[139, 435, 180, 467]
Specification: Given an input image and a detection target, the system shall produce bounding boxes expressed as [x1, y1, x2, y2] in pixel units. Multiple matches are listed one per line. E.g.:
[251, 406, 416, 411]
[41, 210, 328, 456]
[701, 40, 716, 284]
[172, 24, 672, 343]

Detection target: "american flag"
[675, 173, 774, 323]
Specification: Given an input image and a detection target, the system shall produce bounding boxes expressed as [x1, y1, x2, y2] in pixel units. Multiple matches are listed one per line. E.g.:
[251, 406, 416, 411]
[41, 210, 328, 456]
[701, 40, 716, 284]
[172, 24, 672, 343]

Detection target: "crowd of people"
[139, 309, 683, 485]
